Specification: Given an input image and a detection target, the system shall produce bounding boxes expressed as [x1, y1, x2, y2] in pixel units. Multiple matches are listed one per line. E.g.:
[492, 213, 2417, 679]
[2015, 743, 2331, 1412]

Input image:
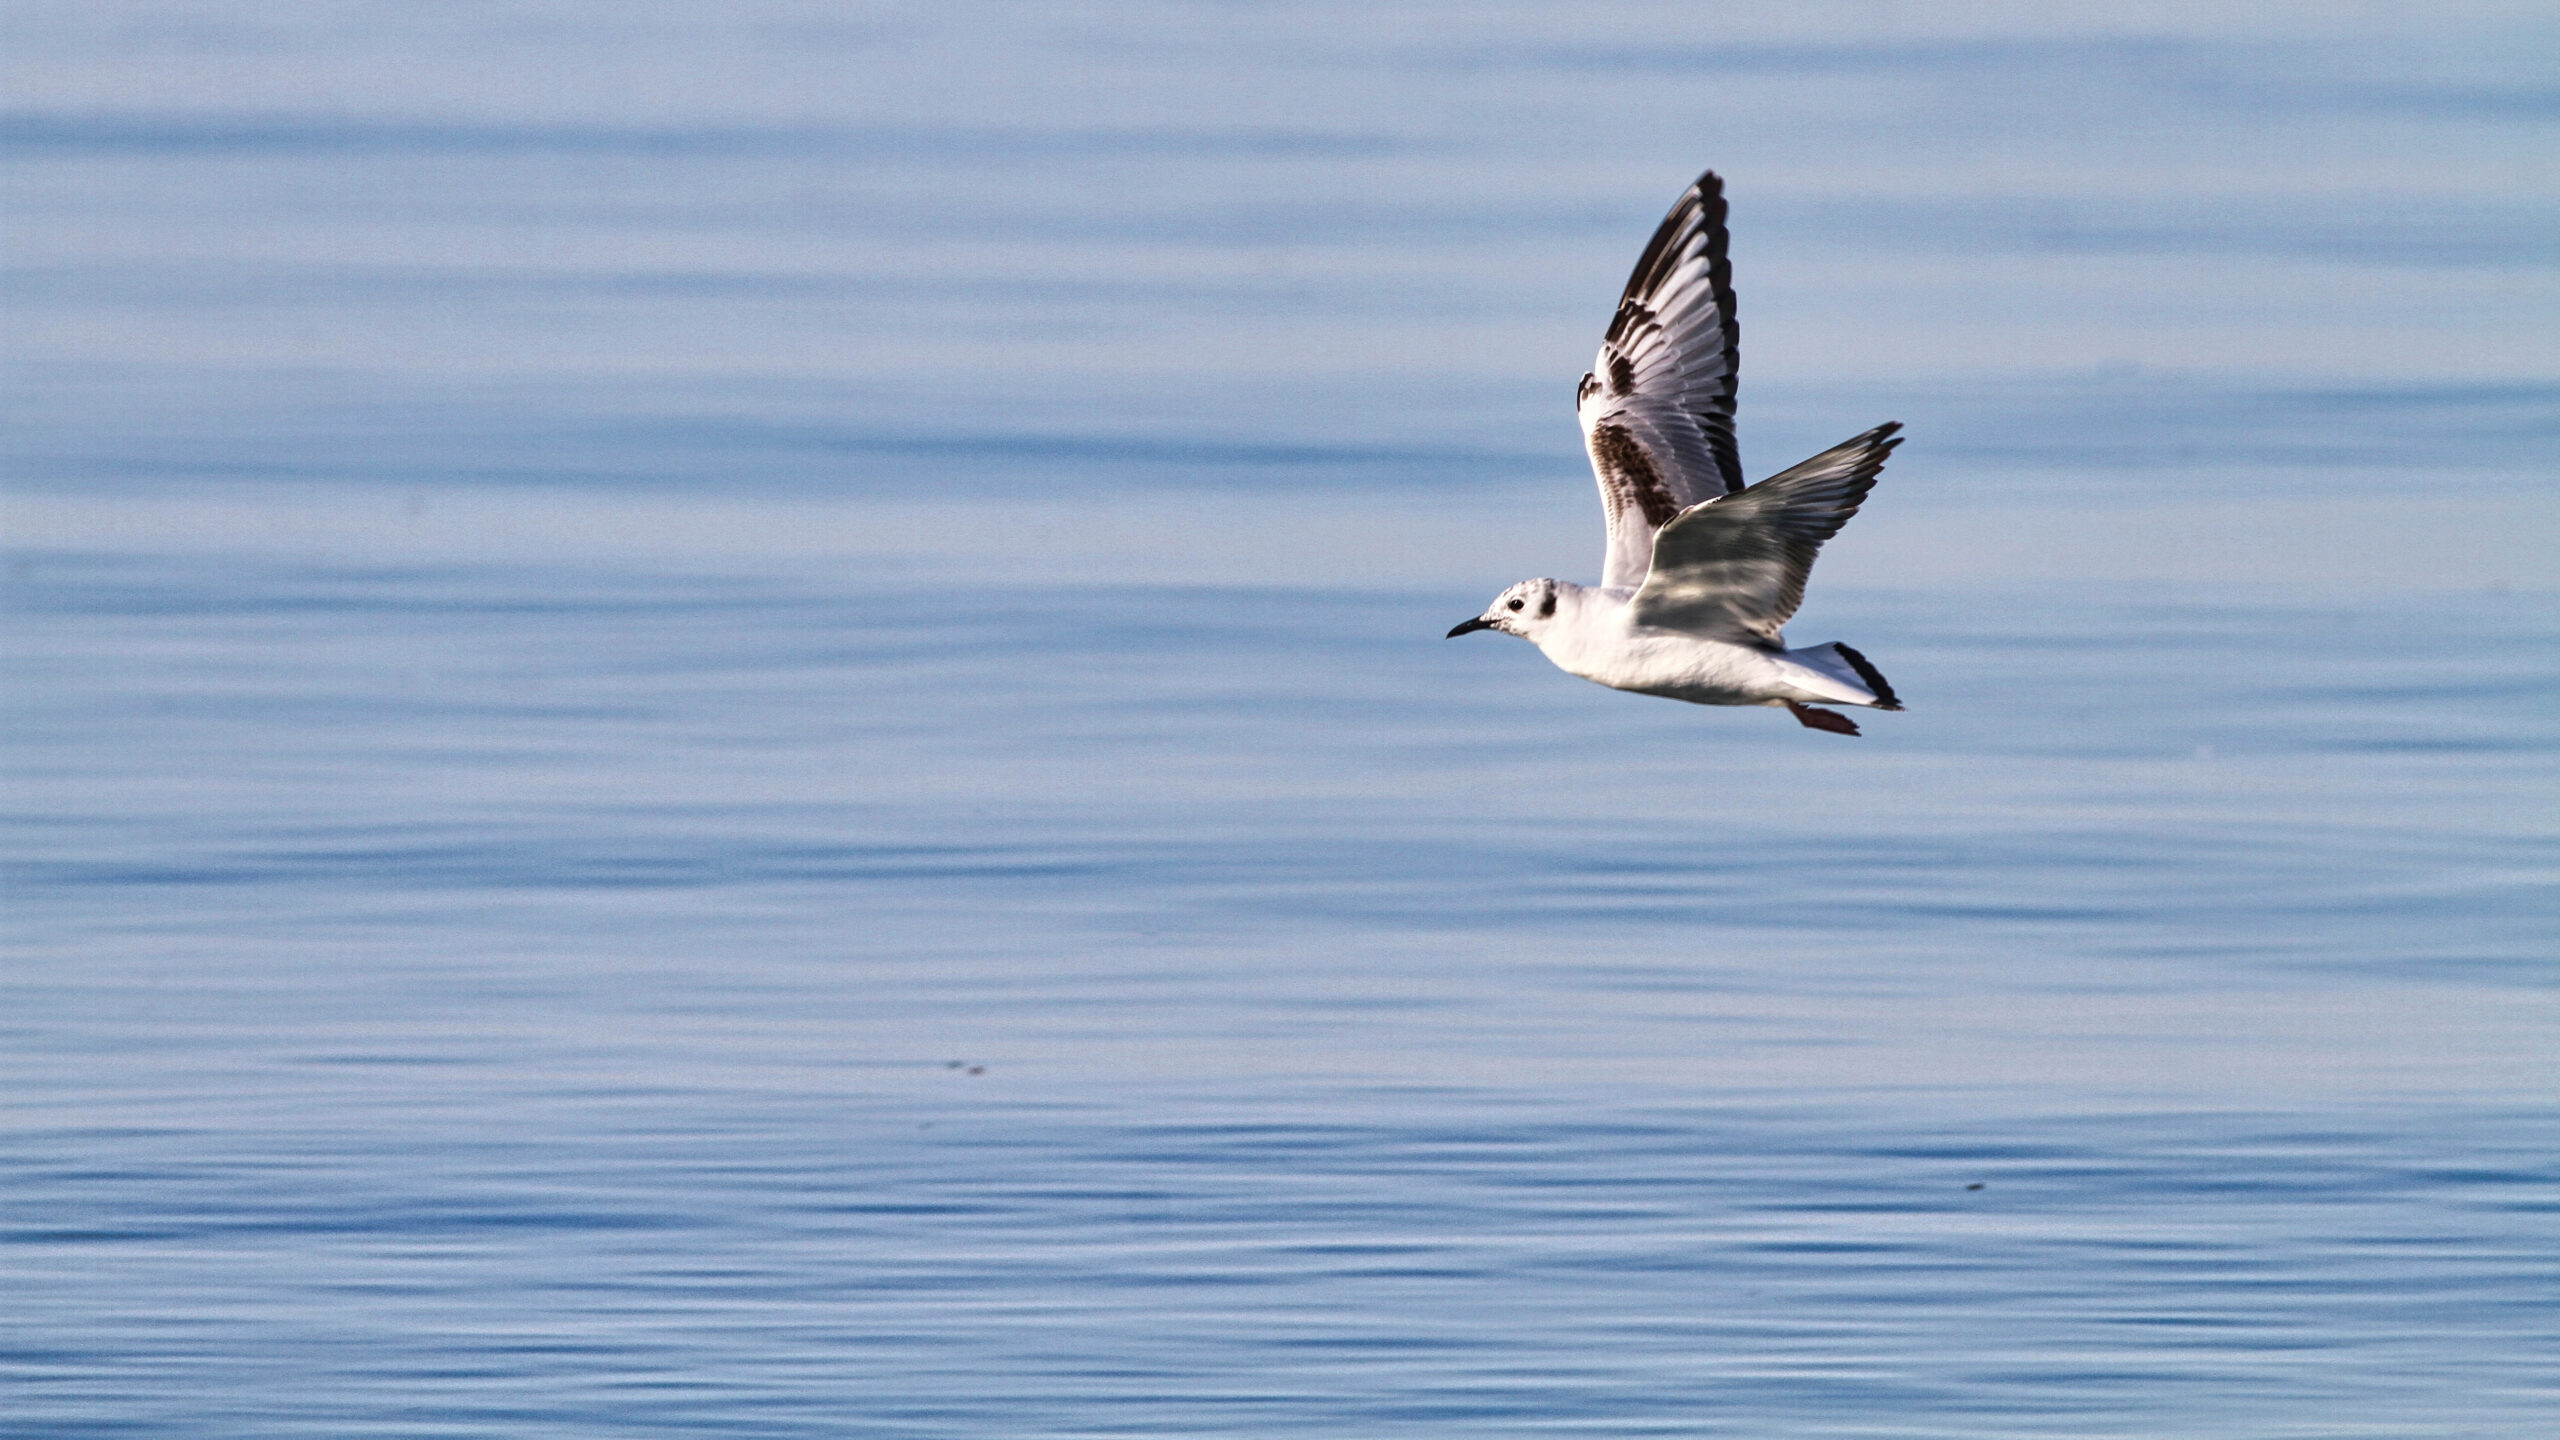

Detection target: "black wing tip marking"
[1608, 173, 1737, 336]
[1617, 171, 1728, 304]
[1680, 421, 1906, 618]
[1842, 422, 1904, 487]
[1831, 643, 1902, 711]
[1794, 422, 1903, 510]
[1682, 420, 1903, 519]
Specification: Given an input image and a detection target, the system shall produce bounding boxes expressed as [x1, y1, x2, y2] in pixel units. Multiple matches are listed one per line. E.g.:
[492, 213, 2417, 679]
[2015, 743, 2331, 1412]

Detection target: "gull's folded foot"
[1785, 701, 1861, 736]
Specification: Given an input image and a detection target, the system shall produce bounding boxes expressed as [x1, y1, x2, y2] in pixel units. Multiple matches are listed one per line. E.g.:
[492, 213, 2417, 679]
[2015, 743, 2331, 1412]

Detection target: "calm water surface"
[6, 4, 2557, 1436]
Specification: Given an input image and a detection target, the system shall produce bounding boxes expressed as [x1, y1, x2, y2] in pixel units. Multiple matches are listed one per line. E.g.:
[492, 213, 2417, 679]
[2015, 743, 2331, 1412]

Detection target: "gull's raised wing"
[1626, 423, 1902, 646]
[1579, 171, 1745, 590]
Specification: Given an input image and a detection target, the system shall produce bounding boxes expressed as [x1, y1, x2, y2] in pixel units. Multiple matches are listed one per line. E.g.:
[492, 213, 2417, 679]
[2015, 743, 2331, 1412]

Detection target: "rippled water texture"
[5, 4, 2557, 1436]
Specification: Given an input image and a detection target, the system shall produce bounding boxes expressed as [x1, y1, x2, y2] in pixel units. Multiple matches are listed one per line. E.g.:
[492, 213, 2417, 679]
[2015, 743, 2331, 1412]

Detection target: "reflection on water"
[5, 2, 2557, 1435]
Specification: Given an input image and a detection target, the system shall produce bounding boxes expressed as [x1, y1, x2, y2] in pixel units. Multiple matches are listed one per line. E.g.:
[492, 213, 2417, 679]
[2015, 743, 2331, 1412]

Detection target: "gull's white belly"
[1560, 632, 1786, 705]
[1537, 618, 1847, 708]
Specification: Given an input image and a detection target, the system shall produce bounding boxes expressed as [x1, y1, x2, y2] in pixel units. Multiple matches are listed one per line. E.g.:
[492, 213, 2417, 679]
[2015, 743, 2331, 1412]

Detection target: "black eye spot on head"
[1507, 598, 1524, 612]
[1539, 592, 1556, 618]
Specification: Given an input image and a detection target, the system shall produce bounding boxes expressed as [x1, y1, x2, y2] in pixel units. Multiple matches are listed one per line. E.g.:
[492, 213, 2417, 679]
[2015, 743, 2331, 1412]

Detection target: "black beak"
[1446, 616, 1496, 638]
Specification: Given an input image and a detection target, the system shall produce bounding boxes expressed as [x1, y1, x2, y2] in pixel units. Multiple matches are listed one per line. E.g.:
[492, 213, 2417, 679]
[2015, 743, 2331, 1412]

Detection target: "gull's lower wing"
[1626, 423, 1902, 645]
[1579, 170, 1745, 590]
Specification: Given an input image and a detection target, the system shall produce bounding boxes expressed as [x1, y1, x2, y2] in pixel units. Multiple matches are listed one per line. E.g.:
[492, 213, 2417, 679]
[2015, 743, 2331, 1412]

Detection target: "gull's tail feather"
[1830, 643, 1901, 711]
[1781, 641, 1903, 710]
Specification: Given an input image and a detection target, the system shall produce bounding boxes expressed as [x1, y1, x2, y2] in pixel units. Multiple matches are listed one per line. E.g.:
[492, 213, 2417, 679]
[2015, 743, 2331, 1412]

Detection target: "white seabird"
[1447, 170, 1904, 736]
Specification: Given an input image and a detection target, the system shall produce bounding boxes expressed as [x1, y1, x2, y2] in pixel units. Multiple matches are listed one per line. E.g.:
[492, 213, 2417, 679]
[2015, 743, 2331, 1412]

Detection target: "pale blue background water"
[4, 5, 2556, 1436]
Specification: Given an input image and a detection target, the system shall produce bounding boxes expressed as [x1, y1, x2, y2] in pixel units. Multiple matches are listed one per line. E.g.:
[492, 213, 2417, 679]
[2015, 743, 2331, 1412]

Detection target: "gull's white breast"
[1534, 589, 1852, 707]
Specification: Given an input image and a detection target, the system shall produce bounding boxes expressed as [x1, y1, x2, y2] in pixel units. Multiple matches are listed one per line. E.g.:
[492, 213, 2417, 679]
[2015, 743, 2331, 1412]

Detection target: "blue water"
[6, 5, 2557, 1436]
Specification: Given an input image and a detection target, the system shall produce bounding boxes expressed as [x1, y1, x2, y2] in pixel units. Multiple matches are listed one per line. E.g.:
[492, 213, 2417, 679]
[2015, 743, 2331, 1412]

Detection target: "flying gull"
[1448, 170, 1904, 736]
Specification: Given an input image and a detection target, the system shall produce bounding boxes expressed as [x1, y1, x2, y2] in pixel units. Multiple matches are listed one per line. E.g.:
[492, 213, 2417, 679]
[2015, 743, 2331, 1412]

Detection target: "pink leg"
[1785, 701, 1861, 736]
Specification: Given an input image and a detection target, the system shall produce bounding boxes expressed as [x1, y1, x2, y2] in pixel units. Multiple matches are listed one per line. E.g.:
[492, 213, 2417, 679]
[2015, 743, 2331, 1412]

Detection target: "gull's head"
[1447, 579, 1562, 640]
